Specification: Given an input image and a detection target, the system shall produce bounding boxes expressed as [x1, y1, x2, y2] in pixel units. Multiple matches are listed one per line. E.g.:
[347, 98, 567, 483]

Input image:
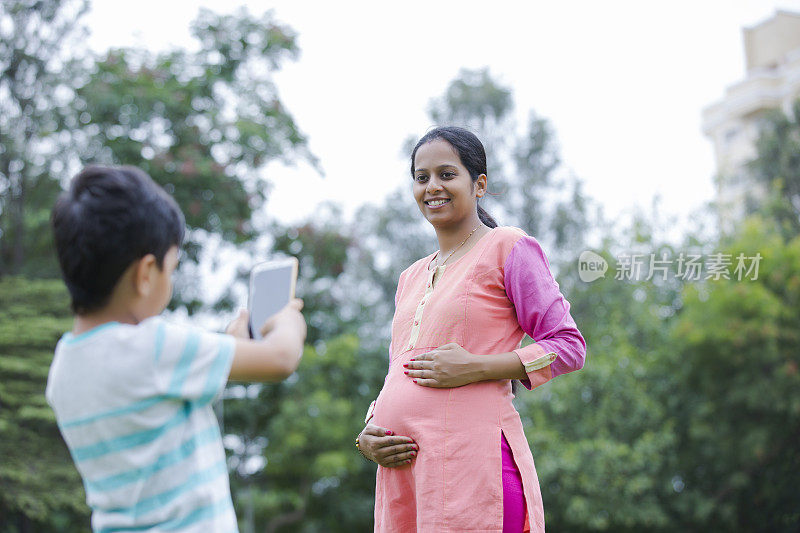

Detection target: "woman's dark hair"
[51, 165, 185, 314]
[410, 126, 498, 228]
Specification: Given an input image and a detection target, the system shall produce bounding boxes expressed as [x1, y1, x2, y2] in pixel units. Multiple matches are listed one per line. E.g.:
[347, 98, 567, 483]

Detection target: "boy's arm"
[226, 300, 307, 382]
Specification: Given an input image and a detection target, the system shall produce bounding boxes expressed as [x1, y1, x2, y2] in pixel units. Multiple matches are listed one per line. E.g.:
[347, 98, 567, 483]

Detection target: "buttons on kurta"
[407, 266, 445, 350]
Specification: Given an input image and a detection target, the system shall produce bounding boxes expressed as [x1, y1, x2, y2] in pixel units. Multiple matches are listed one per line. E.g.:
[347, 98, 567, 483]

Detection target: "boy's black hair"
[51, 165, 185, 314]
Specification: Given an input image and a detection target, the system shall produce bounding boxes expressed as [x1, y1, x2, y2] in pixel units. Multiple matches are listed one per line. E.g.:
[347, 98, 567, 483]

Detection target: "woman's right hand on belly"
[358, 424, 418, 468]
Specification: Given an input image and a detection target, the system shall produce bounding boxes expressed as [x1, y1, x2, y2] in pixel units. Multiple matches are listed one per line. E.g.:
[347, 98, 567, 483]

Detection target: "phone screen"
[248, 258, 298, 340]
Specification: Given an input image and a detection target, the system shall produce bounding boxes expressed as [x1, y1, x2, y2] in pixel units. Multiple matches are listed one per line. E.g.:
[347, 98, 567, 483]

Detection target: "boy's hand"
[260, 298, 306, 339]
[226, 309, 251, 339]
[227, 299, 306, 382]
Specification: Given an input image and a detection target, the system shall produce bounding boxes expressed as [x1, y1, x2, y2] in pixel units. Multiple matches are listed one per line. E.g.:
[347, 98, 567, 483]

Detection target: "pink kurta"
[371, 226, 586, 533]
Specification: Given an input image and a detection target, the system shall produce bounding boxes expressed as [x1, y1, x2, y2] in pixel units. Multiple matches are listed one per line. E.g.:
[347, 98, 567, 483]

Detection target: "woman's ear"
[475, 174, 488, 198]
[133, 254, 158, 297]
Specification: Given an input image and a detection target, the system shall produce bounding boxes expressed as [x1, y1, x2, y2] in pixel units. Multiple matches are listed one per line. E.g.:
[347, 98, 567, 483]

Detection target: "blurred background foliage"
[1, 1, 799, 531]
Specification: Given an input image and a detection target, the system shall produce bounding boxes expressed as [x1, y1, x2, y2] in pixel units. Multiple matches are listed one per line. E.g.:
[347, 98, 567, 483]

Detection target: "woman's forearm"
[405, 344, 529, 388]
[472, 351, 528, 381]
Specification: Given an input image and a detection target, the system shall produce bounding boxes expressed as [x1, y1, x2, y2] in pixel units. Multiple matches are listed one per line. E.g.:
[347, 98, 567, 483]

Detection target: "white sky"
[85, 0, 800, 233]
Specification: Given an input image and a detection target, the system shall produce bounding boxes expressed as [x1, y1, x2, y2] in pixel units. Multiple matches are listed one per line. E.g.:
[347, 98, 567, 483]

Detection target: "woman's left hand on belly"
[358, 424, 418, 467]
[403, 343, 481, 388]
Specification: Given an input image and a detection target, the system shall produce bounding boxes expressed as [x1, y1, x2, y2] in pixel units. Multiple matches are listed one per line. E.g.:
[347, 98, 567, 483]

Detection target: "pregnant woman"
[356, 126, 587, 532]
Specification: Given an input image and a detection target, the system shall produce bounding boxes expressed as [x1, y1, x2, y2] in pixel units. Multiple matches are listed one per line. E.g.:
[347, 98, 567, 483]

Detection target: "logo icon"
[578, 251, 607, 282]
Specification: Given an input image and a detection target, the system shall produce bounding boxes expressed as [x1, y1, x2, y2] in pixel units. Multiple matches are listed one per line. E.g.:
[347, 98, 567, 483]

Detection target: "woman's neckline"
[426, 226, 499, 271]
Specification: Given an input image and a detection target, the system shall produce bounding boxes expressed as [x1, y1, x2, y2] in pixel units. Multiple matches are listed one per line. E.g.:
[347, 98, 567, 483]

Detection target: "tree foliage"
[0, 278, 89, 532]
[75, 7, 316, 311]
[0, 0, 89, 278]
[669, 218, 800, 530]
[78, 8, 313, 245]
[748, 100, 800, 239]
[1, 2, 315, 306]
[270, 204, 356, 345]
[227, 335, 380, 532]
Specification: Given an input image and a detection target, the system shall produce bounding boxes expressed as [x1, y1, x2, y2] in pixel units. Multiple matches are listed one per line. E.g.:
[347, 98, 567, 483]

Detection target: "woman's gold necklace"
[434, 224, 481, 269]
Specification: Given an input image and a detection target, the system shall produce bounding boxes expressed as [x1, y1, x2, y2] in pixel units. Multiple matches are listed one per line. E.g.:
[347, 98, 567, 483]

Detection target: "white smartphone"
[248, 257, 298, 340]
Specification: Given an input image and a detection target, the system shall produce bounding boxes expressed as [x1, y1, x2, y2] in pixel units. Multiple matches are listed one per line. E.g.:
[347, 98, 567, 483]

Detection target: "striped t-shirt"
[46, 317, 238, 532]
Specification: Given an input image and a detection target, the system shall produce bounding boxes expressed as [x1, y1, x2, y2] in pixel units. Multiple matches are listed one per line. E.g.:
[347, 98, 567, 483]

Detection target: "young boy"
[46, 165, 306, 532]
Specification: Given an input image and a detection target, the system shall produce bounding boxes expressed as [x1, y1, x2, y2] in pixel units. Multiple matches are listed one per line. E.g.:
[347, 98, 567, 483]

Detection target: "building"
[701, 10, 800, 233]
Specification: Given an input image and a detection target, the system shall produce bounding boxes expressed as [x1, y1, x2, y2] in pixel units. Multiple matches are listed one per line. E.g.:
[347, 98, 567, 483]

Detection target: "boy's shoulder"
[52, 316, 225, 377]
[57, 316, 166, 353]
[48, 315, 235, 417]
[60, 315, 210, 344]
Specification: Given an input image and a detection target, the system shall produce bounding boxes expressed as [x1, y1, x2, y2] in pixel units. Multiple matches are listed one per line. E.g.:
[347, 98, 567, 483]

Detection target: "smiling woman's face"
[412, 138, 483, 228]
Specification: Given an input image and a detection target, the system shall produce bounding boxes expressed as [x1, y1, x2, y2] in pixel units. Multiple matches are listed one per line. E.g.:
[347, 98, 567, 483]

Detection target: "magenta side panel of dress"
[502, 433, 526, 532]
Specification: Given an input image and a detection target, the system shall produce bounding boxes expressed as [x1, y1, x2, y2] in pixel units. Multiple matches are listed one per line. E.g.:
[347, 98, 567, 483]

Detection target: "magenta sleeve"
[503, 236, 586, 386]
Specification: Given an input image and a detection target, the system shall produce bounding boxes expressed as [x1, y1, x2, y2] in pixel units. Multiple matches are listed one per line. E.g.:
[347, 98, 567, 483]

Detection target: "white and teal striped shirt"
[46, 317, 238, 532]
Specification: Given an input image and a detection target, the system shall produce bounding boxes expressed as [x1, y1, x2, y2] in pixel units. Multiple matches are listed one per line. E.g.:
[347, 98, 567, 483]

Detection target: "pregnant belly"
[371, 352, 509, 441]
[371, 360, 449, 440]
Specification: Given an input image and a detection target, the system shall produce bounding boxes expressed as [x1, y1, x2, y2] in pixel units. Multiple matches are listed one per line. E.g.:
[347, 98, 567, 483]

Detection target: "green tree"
[0, 0, 89, 278]
[77, 7, 316, 311]
[224, 335, 379, 532]
[426, 67, 514, 182]
[748, 99, 800, 239]
[668, 217, 800, 531]
[0, 278, 89, 532]
[270, 204, 356, 345]
[223, 205, 394, 531]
